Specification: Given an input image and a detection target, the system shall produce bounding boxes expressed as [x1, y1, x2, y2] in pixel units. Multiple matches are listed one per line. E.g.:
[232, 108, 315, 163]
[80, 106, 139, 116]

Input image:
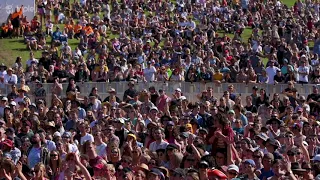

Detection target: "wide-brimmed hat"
[134, 163, 149, 172]
[266, 118, 281, 125]
[0, 63, 7, 70]
[264, 138, 280, 149]
[18, 86, 28, 93]
[291, 162, 306, 172]
[108, 88, 116, 93]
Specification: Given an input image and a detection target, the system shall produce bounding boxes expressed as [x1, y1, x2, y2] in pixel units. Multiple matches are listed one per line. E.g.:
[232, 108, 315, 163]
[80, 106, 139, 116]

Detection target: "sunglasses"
[228, 171, 238, 175]
[50, 154, 58, 157]
[199, 165, 209, 169]
[173, 173, 183, 177]
[111, 150, 118, 154]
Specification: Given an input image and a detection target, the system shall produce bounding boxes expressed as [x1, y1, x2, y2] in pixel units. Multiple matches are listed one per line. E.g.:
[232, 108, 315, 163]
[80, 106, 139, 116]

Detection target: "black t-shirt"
[38, 57, 51, 70]
[245, 105, 258, 113]
[150, 93, 159, 105]
[123, 88, 138, 102]
[53, 70, 68, 80]
[115, 129, 125, 147]
[274, 75, 285, 83]
[307, 93, 320, 102]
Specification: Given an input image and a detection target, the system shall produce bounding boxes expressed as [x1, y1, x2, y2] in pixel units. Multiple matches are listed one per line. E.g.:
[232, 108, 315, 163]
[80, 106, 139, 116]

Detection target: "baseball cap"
[166, 144, 178, 150]
[199, 161, 210, 168]
[312, 154, 320, 162]
[256, 133, 269, 141]
[62, 132, 71, 138]
[180, 132, 189, 139]
[149, 168, 165, 180]
[227, 164, 239, 173]
[1, 97, 8, 101]
[28, 103, 37, 109]
[2, 139, 13, 148]
[175, 88, 181, 92]
[228, 110, 235, 114]
[114, 118, 125, 124]
[53, 132, 61, 137]
[244, 159, 256, 167]
[9, 101, 16, 106]
[167, 121, 175, 126]
[5, 127, 15, 134]
[149, 106, 159, 112]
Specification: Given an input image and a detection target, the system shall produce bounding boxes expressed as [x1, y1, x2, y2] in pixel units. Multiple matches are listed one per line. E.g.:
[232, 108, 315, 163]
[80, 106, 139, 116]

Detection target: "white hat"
[175, 88, 182, 92]
[149, 106, 159, 112]
[180, 96, 187, 100]
[9, 101, 16, 106]
[53, 132, 61, 137]
[312, 154, 320, 162]
[227, 164, 239, 173]
[1, 97, 8, 101]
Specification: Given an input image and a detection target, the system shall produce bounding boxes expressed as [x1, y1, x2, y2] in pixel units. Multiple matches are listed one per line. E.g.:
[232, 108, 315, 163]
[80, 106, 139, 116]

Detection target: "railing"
[0, 82, 315, 105]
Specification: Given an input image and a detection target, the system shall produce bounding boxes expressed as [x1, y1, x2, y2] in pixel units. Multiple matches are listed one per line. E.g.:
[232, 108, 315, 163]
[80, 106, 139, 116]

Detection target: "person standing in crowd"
[0, 0, 320, 179]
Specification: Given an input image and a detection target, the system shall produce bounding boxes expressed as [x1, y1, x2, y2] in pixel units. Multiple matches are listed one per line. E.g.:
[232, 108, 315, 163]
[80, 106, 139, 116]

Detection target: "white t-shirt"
[149, 140, 169, 152]
[297, 66, 309, 82]
[96, 143, 107, 157]
[143, 66, 157, 82]
[44, 140, 56, 152]
[14, 96, 25, 108]
[4, 74, 17, 84]
[0, 70, 7, 77]
[68, 143, 79, 154]
[80, 133, 94, 145]
[26, 58, 39, 67]
[265, 66, 280, 84]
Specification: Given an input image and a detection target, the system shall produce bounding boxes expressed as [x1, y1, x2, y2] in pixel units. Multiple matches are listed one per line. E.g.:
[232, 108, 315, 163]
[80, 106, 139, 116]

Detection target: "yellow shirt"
[213, 72, 223, 81]
[94, 65, 109, 73]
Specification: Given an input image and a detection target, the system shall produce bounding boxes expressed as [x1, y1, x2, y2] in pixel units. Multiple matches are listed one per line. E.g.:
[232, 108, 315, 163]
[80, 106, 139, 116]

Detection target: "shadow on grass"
[69, 42, 80, 46]
[12, 48, 30, 52]
[7, 39, 25, 43]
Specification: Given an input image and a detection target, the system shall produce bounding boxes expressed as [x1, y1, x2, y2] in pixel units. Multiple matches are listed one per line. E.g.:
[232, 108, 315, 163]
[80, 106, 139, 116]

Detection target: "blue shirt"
[239, 114, 248, 126]
[52, 31, 62, 41]
[27, 147, 41, 169]
[78, 107, 86, 119]
[259, 168, 274, 180]
[191, 114, 205, 127]
[65, 120, 76, 131]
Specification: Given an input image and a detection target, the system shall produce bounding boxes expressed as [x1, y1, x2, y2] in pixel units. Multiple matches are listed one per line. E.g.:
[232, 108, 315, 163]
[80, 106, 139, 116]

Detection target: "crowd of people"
[0, 0, 320, 179]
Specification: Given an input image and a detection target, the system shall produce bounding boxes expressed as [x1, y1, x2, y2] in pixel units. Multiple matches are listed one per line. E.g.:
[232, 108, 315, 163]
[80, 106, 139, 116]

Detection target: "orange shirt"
[1, 25, 9, 33]
[65, 24, 73, 31]
[74, 24, 82, 33]
[11, 7, 23, 19]
[84, 26, 93, 36]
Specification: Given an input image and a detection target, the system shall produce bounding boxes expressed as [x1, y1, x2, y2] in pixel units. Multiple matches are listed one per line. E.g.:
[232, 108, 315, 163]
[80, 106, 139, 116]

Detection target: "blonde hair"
[34, 162, 47, 178]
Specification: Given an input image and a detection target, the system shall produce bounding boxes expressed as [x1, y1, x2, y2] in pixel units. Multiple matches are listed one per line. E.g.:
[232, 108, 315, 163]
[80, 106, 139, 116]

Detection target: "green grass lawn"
[0, 0, 298, 67]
